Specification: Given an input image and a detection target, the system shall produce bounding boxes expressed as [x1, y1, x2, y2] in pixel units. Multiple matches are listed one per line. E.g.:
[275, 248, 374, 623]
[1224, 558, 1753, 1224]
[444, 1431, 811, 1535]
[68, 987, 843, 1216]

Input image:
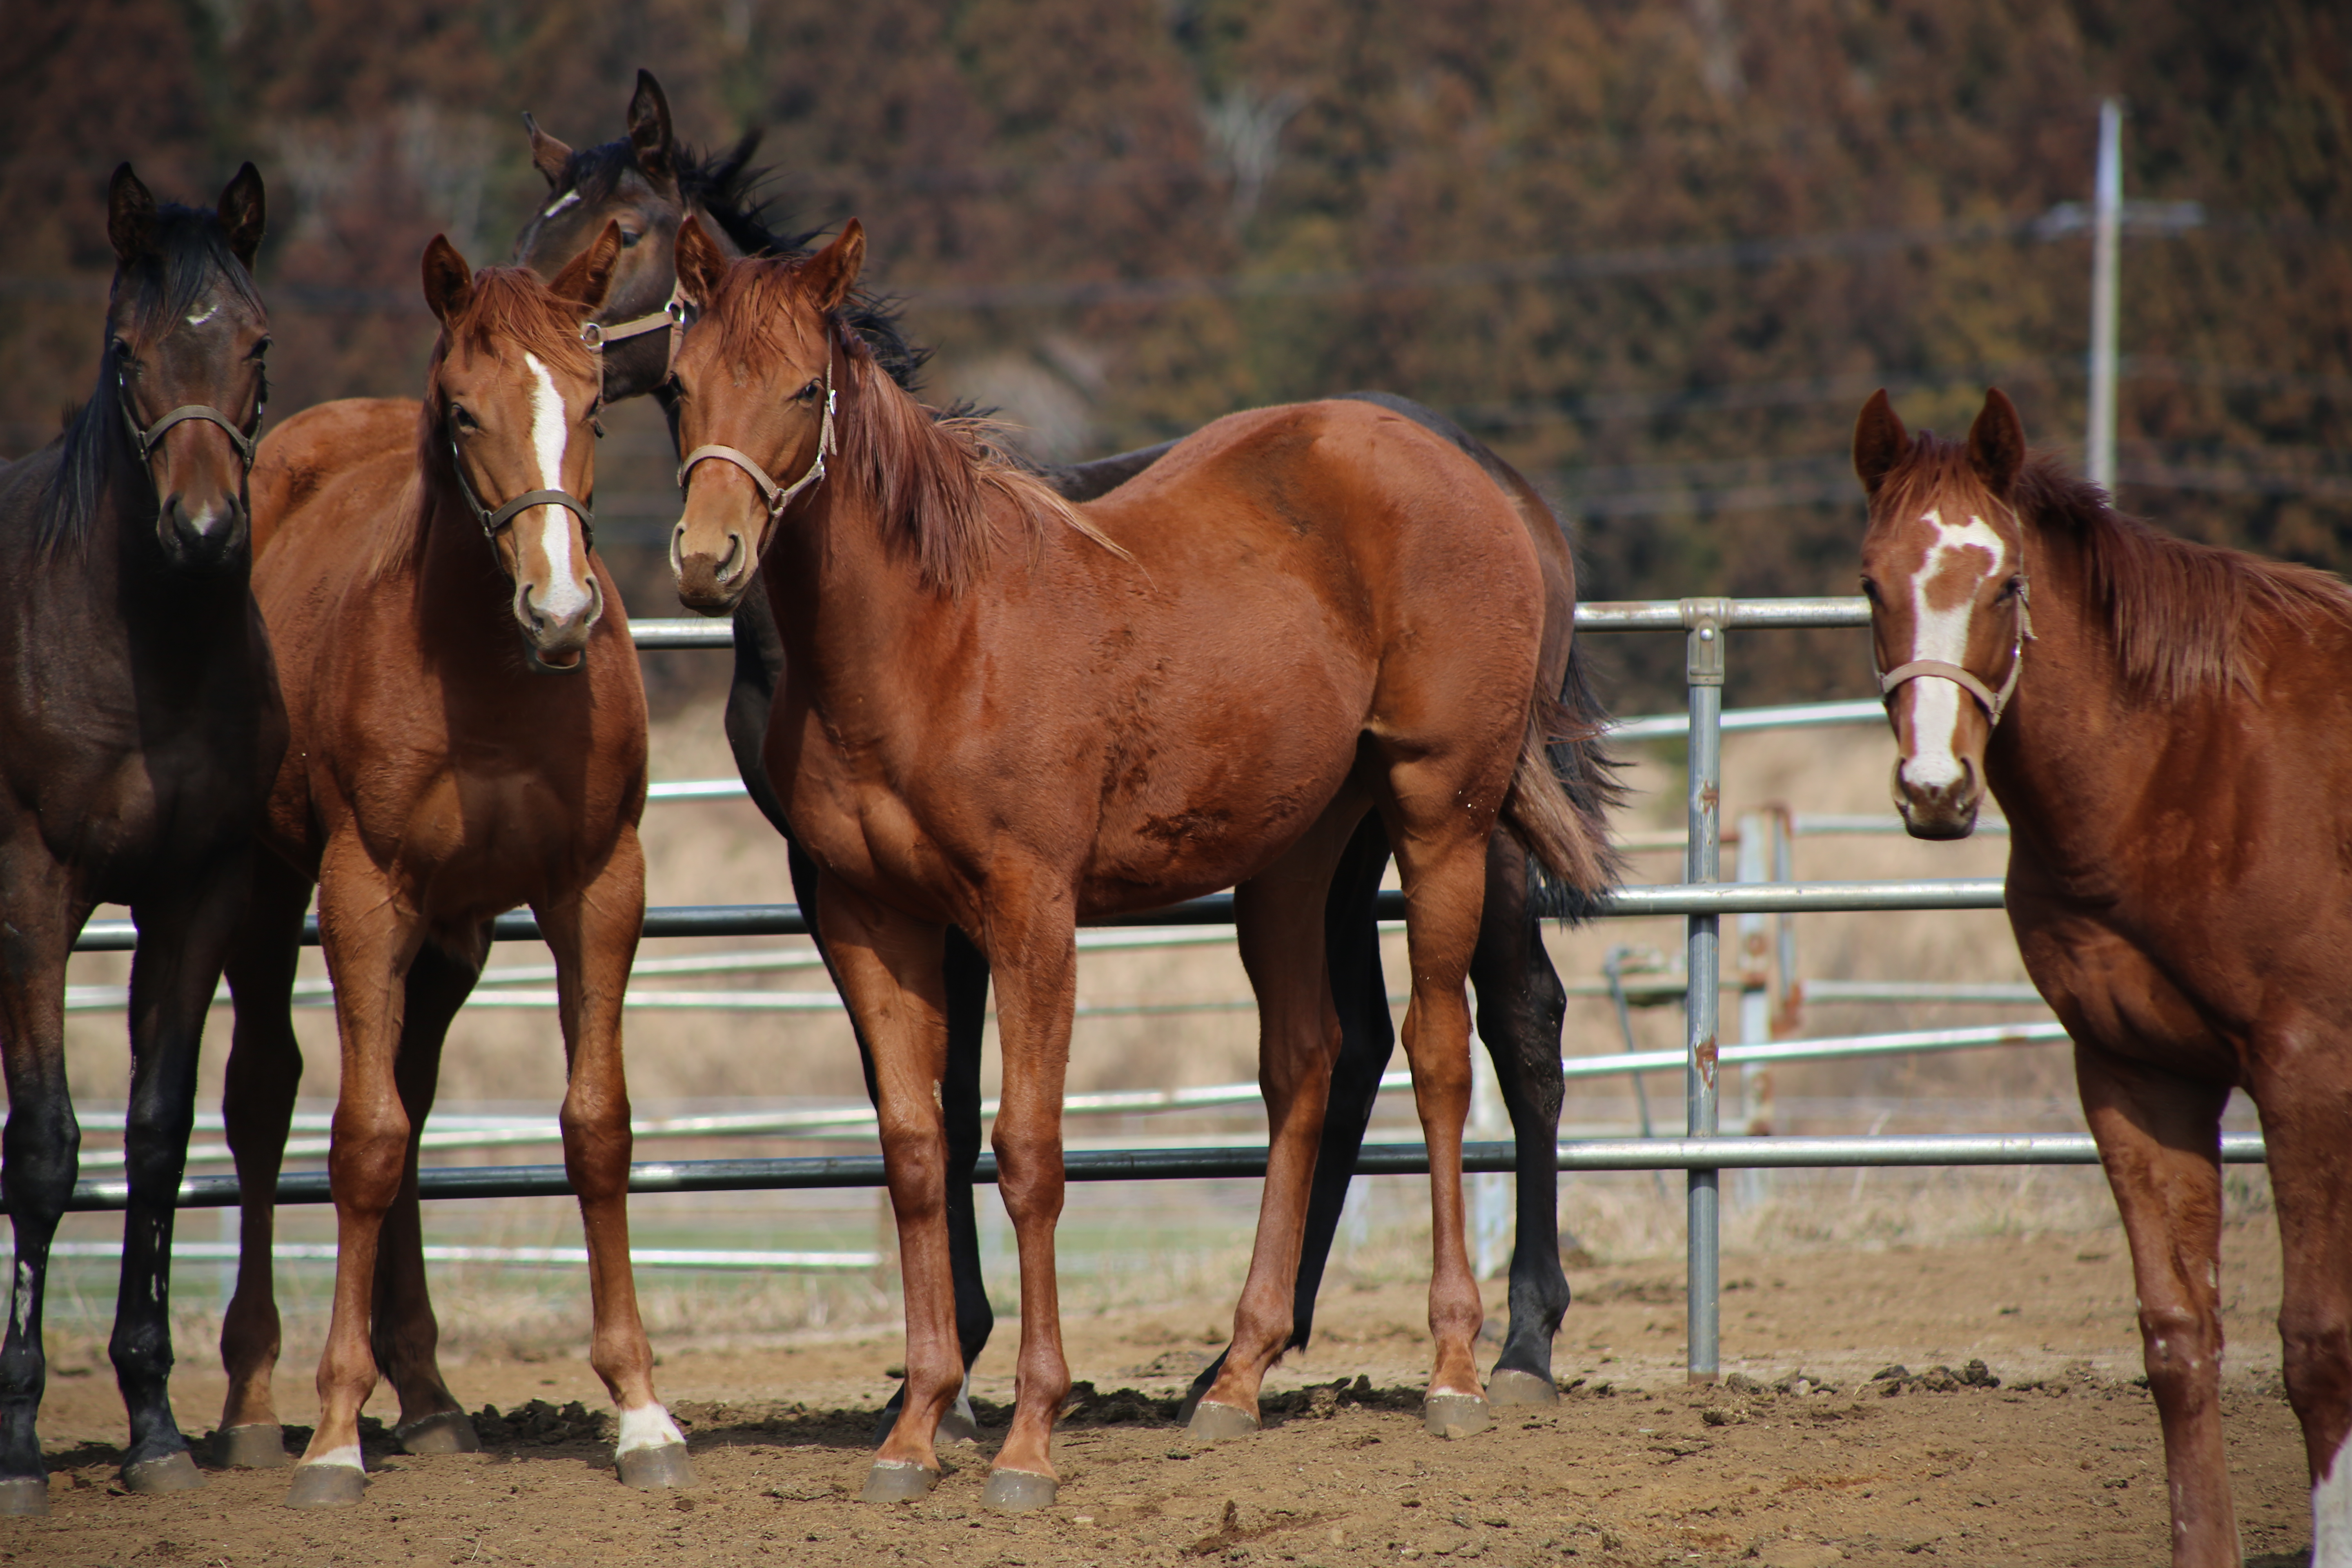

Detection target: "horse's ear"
[421, 235, 475, 324]
[800, 218, 866, 314]
[523, 111, 573, 189]
[627, 69, 675, 184]
[675, 214, 729, 307]
[1968, 388, 2027, 496]
[1852, 389, 1910, 497]
[217, 162, 265, 272]
[549, 219, 623, 318]
[108, 163, 158, 265]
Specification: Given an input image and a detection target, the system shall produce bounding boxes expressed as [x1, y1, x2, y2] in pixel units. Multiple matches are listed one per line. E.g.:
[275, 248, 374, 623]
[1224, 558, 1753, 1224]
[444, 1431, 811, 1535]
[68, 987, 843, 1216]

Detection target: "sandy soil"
[14, 1224, 2314, 1568]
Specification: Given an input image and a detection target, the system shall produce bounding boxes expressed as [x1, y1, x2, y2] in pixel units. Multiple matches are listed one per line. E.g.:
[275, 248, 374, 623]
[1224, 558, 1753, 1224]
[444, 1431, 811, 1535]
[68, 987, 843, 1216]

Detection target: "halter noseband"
[445, 318, 602, 549]
[674, 358, 836, 527]
[1876, 575, 2035, 727]
[118, 372, 262, 474]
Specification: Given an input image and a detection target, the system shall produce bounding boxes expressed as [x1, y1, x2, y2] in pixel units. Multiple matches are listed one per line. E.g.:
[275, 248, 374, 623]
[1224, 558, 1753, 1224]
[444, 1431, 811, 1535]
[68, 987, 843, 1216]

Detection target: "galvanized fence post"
[1680, 597, 1729, 1383]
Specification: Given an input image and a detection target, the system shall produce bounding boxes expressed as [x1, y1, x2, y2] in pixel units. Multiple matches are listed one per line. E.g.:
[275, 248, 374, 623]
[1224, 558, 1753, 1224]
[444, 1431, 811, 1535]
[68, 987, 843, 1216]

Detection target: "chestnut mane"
[1882, 434, 2352, 701]
[369, 267, 600, 580]
[706, 256, 1124, 594]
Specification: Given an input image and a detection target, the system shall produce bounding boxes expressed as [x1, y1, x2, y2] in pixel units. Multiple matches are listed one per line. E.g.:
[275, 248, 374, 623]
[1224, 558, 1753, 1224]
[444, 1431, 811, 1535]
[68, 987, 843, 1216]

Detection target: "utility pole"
[2087, 98, 2123, 493]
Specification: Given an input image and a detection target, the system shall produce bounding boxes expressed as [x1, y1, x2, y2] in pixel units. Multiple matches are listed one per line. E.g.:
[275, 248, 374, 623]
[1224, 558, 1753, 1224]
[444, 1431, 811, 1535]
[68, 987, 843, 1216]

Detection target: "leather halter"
[444, 318, 601, 548]
[674, 358, 836, 526]
[118, 372, 261, 472]
[581, 285, 688, 368]
[1876, 575, 2035, 727]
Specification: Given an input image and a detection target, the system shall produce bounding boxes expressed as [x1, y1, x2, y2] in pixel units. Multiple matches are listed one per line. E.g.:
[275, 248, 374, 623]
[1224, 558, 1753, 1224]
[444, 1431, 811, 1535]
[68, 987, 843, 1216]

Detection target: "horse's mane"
[551, 133, 929, 392]
[369, 267, 601, 580]
[41, 204, 263, 552]
[1886, 437, 2352, 700]
[705, 257, 1125, 596]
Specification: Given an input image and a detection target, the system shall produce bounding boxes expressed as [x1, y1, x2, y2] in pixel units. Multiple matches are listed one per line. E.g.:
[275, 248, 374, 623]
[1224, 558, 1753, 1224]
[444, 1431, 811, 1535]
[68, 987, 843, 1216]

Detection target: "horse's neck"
[409, 475, 521, 643]
[764, 483, 971, 723]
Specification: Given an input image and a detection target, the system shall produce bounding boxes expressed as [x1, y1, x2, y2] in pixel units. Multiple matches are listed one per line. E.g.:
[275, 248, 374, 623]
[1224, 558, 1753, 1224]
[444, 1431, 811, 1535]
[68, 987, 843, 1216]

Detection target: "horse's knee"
[327, 1107, 410, 1211]
[991, 1134, 1065, 1224]
[120, 1100, 197, 1192]
[2137, 1301, 2223, 1409]
[2280, 1301, 2352, 1434]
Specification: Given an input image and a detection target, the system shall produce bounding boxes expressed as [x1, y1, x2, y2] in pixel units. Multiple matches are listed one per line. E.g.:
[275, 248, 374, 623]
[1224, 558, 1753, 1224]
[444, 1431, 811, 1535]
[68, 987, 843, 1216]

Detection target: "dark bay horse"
[1857, 387, 2352, 1567]
[216, 228, 694, 1507]
[0, 163, 281, 1512]
[666, 221, 1614, 1509]
[512, 73, 1618, 1440]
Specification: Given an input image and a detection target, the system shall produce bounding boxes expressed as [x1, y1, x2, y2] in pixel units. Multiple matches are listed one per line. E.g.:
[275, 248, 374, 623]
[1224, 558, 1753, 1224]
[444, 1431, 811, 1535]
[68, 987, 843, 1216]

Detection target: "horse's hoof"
[862, 1459, 938, 1503]
[283, 1463, 368, 1509]
[981, 1468, 1056, 1513]
[0, 1477, 49, 1516]
[939, 1390, 981, 1446]
[1423, 1391, 1492, 1439]
[215, 1423, 291, 1468]
[394, 1411, 480, 1455]
[1184, 1399, 1261, 1443]
[122, 1450, 205, 1494]
[618, 1442, 696, 1490]
[1485, 1369, 1559, 1408]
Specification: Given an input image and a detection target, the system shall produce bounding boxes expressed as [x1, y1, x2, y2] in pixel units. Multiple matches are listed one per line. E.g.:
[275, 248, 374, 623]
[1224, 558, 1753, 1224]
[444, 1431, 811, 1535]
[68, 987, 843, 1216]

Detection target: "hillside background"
[5, 0, 2348, 706]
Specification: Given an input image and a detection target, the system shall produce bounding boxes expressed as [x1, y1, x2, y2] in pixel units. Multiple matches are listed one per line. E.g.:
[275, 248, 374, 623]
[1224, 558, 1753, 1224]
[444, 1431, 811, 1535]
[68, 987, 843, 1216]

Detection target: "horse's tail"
[1501, 636, 1626, 924]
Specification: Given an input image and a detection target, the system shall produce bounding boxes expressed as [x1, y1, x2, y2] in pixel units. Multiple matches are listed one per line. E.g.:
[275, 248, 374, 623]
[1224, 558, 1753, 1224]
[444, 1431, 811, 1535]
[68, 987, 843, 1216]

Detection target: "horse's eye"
[251, 336, 272, 362]
[619, 227, 644, 249]
[449, 403, 477, 431]
[1997, 575, 2023, 601]
[1859, 577, 1883, 606]
[110, 337, 134, 364]
[797, 380, 823, 403]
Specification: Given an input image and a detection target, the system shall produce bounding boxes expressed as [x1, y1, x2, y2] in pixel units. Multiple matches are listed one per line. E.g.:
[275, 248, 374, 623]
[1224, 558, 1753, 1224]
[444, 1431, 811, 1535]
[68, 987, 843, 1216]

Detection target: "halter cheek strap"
[119, 374, 263, 471]
[1876, 578, 2036, 726]
[674, 361, 836, 522]
[443, 317, 608, 549]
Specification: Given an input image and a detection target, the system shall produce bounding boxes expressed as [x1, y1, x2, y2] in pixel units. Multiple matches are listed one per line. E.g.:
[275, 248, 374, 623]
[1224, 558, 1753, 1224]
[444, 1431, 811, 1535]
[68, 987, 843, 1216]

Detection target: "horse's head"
[510, 70, 755, 404]
[105, 162, 270, 573]
[421, 224, 623, 672]
[1854, 388, 2032, 840]
[664, 216, 865, 614]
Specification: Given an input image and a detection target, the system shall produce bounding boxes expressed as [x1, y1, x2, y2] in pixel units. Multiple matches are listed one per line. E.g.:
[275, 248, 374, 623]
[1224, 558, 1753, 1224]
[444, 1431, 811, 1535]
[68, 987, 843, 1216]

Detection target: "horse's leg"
[283, 841, 421, 1509]
[217, 854, 312, 1468]
[537, 830, 692, 1490]
[2245, 1016, 2352, 1566]
[1187, 809, 1361, 1441]
[810, 879, 959, 1504]
[2078, 1039, 2234, 1566]
[375, 935, 485, 1454]
[1379, 776, 1494, 1439]
[1182, 813, 1394, 1422]
[0, 865, 86, 1515]
[967, 883, 1077, 1512]
[1470, 837, 1571, 1407]
[108, 865, 252, 1494]
[938, 925, 993, 1441]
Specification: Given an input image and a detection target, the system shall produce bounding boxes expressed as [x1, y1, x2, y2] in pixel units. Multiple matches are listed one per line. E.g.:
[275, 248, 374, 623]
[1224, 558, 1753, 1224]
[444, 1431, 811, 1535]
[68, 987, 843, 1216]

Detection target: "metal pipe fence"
[47, 593, 2122, 1385]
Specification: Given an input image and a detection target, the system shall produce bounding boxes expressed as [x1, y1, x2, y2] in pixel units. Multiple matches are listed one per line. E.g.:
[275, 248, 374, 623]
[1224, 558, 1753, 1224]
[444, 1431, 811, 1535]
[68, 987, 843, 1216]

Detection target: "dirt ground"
[11, 1222, 2314, 1568]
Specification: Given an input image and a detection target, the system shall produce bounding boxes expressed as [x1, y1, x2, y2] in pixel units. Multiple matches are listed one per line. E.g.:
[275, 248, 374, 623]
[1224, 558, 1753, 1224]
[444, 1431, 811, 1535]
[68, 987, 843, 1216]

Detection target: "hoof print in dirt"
[121, 1451, 205, 1494]
[1423, 1391, 1492, 1439]
[214, 1423, 291, 1469]
[394, 1410, 481, 1455]
[283, 1463, 368, 1510]
[1185, 1399, 1261, 1443]
[862, 1459, 938, 1503]
[1486, 1369, 1561, 1408]
[0, 1475, 50, 1517]
[981, 1468, 1056, 1512]
[620, 1442, 697, 1490]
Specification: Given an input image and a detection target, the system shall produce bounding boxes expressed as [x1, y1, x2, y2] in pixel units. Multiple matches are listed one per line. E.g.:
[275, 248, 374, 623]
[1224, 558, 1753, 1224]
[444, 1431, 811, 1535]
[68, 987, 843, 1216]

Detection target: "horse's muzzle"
[673, 522, 753, 616]
[1892, 756, 1982, 840]
[515, 575, 603, 674]
[158, 491, 246, 573]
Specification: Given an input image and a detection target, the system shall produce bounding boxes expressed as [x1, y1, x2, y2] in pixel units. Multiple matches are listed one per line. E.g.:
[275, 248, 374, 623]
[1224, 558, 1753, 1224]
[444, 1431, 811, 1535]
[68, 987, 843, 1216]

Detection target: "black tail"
[1528, 633, 1627, 923]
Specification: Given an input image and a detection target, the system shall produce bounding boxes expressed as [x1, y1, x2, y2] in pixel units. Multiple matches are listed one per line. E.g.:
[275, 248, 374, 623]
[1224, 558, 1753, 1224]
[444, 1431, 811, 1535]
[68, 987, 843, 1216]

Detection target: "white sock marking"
[2316, 1430, 2352, 1566]
[304, 1443, 363, 1472]
[521, 352, 592, 625]
[617, 1403, 685, 1454]
[1896, 508, 2007, 793]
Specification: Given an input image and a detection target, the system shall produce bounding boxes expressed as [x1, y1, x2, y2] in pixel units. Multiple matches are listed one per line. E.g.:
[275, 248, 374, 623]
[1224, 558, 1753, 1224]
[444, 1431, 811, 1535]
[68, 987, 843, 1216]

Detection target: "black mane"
[42, 203, 262, 552]
[555, 133, 930, 393]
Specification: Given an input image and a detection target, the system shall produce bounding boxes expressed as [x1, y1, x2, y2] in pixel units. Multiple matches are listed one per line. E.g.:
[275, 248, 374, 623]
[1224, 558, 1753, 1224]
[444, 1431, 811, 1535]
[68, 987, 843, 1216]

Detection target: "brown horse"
[216, 225, 693, 1508]
[666, 218, 1611, 1511]
[1857, 387, 2352, 1568]
[0, 163, 279, 1511]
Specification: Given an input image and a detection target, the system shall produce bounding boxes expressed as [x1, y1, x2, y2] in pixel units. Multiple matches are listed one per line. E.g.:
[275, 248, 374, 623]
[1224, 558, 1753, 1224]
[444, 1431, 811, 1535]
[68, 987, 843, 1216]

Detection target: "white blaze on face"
[617, 1403, 686, 1454]
[1896, 507, 2008, 792]
[185, 301, 218, 326]
[522, 352, 592, 625]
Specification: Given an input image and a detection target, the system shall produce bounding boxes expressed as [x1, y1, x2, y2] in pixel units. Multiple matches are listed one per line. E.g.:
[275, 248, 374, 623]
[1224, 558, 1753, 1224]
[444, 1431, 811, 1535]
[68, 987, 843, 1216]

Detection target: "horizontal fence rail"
[43, 1133, 2266, 1214]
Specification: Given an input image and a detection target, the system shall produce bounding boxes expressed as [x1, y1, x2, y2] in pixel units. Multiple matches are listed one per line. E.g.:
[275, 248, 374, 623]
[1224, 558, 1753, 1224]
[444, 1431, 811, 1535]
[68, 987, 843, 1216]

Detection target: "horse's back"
[251, 397, 417, 559]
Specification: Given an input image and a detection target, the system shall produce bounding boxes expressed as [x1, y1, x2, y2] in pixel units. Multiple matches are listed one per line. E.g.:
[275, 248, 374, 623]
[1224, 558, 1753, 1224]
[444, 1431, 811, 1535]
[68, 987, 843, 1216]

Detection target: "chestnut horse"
[1857, 387, 2352, 1567]
[0, 163, 280, 1512]
[667, 219, 1613, 1510]
[513, 71, 1617, 1439]
[215, 228, 693, 1507]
